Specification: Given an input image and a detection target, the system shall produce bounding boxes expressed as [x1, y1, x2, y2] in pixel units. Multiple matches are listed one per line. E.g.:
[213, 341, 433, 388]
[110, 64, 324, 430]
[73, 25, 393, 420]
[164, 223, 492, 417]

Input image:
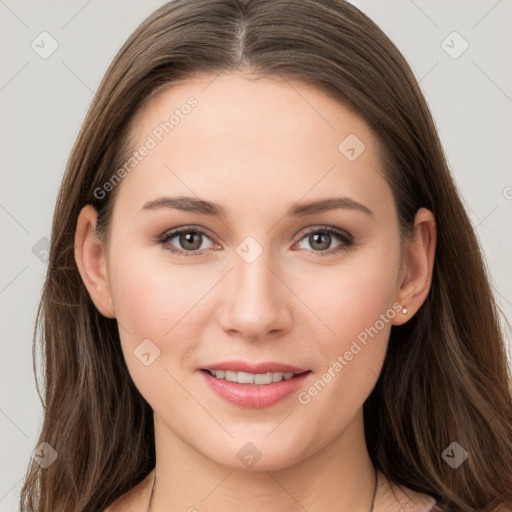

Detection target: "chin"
[205, 435, 308, 472]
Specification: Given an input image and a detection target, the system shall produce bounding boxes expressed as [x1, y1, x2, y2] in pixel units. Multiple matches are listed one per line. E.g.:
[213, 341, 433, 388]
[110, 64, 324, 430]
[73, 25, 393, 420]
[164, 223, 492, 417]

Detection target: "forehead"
[130, 72, 376, 155]
[117, 72, 392, 219]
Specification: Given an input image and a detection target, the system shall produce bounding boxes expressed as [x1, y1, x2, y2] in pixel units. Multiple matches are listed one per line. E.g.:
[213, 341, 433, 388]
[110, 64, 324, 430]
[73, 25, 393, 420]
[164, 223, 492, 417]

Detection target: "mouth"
[201, 369, 310, 385]
[198, 364, 312, 408]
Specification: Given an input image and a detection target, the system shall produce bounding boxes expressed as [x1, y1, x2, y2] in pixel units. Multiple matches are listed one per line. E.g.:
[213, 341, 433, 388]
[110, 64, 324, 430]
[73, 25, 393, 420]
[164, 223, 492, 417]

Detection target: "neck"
[149, 408, 380, 512]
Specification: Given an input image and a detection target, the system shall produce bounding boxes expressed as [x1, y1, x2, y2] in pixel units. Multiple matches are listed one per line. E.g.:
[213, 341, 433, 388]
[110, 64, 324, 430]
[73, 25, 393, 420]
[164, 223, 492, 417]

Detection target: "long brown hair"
[20, 1, 512, 511]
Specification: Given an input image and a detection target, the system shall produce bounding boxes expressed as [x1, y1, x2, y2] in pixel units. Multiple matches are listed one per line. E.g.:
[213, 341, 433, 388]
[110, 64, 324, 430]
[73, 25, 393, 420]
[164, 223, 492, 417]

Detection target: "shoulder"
[102, 471, 154, 512]
[102, 491, 144, 512]
[102, 492, 147, 512]
[377, 471, 438, 512]
[392, 491, 436, 512]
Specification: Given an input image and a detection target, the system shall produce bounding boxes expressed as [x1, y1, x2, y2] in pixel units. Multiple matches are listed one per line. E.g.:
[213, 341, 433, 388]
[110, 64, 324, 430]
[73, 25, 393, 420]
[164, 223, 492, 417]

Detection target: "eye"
[295, 226, 354, 256]
[158, 225, 355, 257]
[158, 226, 216, 256]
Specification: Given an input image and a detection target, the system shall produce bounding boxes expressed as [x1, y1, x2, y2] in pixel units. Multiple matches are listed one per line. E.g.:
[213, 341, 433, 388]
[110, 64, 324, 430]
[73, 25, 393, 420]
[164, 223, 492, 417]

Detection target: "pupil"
[181, 232, 201, 250]
[311, 232, 330, 250]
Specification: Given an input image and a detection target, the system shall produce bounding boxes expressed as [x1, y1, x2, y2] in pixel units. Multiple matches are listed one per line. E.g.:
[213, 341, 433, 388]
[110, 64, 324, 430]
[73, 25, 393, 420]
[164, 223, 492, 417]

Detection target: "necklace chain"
[146, 464, 378, 511]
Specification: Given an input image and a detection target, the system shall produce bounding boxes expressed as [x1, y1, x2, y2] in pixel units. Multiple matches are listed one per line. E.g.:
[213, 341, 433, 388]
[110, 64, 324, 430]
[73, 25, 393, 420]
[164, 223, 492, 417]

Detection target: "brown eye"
[159, 227, 215, 256]
[178, 231, 203, 251]
[308, 232, 332, 251]
[296, 227, 354, 256]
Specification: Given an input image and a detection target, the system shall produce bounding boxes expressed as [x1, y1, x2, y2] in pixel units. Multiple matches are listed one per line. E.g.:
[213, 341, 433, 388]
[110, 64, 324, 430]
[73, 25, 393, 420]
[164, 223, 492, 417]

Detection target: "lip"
[199, 369, 312, 408]
[200, 360, 309, 374]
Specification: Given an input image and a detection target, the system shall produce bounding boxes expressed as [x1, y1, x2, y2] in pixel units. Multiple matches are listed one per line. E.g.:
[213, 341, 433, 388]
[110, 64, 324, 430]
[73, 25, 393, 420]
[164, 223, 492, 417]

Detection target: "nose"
[218, 249, 293, 342]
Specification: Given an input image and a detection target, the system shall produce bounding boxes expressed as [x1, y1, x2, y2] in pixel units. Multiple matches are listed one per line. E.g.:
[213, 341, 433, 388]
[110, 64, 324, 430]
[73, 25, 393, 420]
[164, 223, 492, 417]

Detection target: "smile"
[205, 369, 301, 384]
[200, 369, 312, 408]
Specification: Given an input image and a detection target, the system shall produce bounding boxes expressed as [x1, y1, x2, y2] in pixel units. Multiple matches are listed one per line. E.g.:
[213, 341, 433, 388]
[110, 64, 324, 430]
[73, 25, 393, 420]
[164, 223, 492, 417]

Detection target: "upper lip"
[201, 361, 309, 374]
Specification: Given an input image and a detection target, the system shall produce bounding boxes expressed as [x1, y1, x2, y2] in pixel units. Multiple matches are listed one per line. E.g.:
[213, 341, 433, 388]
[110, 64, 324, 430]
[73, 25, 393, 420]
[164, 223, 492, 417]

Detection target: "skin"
[75, 72, 437, 512]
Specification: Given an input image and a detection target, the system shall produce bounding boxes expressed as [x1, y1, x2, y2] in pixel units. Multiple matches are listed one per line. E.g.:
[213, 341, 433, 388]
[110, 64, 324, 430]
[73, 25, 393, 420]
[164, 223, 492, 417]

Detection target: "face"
[89, 72, 411, 470]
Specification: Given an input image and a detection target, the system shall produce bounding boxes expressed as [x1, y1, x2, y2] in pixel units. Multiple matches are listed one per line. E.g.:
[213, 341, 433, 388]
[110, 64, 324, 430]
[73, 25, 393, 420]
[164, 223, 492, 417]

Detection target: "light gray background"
[1, 1, 511, 510]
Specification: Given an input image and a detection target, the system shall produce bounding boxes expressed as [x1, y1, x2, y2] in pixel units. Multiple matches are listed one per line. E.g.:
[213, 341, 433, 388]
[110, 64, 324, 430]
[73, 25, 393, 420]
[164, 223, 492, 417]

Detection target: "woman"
[20, 1, 512, 511]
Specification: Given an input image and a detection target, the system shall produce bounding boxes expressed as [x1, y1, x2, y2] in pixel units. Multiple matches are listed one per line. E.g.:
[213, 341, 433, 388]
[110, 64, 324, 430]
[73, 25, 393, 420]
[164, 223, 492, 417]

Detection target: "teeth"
[207, 370, 297, 384]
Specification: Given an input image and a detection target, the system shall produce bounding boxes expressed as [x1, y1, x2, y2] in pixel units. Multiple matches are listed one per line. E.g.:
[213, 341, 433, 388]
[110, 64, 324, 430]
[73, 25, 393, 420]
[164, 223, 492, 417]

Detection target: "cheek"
[295, 236, 401, 410]
[107, 246, 216, 405]
[307, 237, 401, 348]
[108, 224, 401, 358]
[107, 245, 215, 340]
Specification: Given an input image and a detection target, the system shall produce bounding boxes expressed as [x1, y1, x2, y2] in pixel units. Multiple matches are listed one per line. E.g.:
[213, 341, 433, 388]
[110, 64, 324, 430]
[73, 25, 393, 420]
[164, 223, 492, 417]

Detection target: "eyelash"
[158, 225, 355, 258]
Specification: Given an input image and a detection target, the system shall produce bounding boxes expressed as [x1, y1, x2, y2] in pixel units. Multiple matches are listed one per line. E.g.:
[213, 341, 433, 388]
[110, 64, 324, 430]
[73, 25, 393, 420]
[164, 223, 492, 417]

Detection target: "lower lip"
[200, 370, 311, 408]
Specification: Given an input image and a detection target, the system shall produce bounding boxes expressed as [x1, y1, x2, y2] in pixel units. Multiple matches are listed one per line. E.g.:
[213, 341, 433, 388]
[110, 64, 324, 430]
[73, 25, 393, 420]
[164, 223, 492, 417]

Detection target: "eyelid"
[292, 224, 355, 257]
[157, 225, 217, 254]
[158, 224, 355, 257]
[296, 224, 353, 242]
[158, 224, 215, 241]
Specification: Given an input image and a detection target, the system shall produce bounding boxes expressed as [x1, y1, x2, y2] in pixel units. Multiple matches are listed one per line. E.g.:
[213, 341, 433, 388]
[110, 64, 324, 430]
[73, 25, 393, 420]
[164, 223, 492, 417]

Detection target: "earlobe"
[74, 205, 116, 318]
[393, 208, 436, 325]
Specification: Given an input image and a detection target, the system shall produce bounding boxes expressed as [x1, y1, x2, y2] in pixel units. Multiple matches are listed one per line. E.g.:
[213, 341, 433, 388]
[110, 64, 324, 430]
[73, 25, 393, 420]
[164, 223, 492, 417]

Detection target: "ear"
[74, 205, 115, 318]
[393, 207, 436, 326]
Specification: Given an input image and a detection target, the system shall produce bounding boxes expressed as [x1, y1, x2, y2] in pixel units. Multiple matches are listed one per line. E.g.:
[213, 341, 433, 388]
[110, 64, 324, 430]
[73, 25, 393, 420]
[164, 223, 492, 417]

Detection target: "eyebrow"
[141, 196, 374, 218]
